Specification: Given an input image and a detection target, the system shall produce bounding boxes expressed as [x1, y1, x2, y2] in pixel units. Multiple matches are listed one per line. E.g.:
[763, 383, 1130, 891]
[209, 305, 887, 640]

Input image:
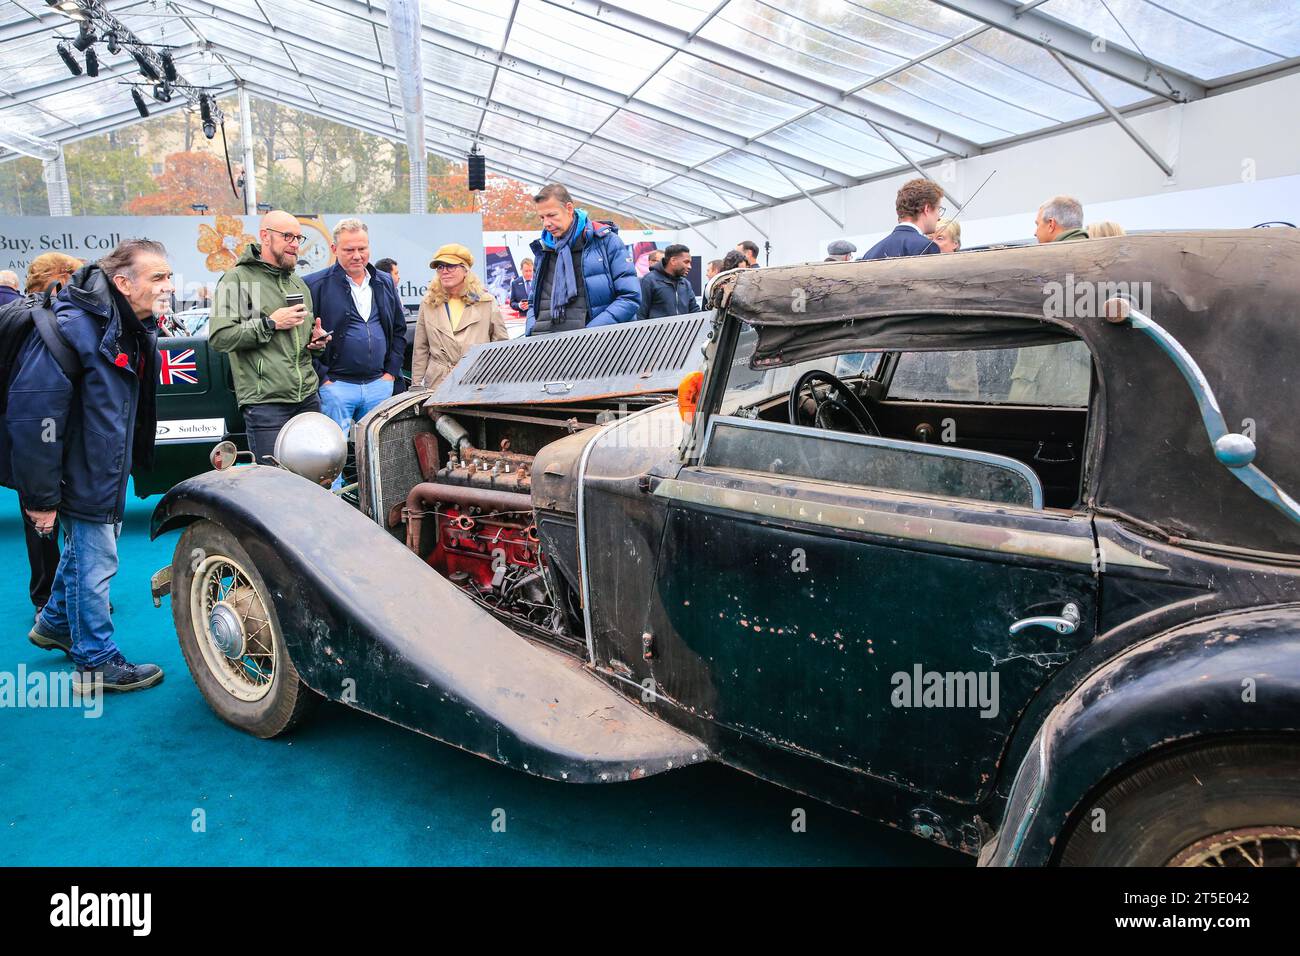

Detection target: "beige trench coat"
[410, 292, 509, 391]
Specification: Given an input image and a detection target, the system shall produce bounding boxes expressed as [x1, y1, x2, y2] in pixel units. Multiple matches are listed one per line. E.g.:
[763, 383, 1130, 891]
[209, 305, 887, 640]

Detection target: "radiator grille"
[458, 313, 710, 387]
[373, 412, 433, 532]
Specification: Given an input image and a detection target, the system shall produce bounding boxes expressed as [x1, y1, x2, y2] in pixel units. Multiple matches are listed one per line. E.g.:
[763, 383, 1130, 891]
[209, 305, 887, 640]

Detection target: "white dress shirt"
[347, 270, 373, 321]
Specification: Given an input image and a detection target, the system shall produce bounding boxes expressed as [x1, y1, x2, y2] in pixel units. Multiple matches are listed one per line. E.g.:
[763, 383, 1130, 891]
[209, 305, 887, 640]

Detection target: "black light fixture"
[57, 42, 82, 76]
[199, 94, 216, 139]
[131, 86, 149, 118]
[467, 144, 486, 192]
[106, 32, 120, 55]
[191, 203, 209, 214]
[132, 47, 160, 81]
[160, 49, 177, 83]
[84, 45, 98, 76]
[71, 21, 95, 52]
[153, 83, 172, 102]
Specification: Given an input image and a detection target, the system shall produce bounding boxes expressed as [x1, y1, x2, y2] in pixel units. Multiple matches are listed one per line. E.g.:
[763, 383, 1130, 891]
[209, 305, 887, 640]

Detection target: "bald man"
[210, 210, 330, 463]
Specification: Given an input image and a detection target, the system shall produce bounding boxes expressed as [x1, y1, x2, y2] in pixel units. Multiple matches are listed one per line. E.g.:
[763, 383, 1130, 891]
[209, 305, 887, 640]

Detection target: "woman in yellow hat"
[411, 243, 508, 391]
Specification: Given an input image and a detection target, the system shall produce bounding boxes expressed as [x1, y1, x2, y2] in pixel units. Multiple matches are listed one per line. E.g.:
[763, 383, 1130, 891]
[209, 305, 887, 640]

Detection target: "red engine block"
[426, 506, 539, 590]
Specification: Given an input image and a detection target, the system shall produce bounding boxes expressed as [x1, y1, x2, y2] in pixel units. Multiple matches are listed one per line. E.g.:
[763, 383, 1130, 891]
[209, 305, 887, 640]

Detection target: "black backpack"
[0, 290, 81, 415]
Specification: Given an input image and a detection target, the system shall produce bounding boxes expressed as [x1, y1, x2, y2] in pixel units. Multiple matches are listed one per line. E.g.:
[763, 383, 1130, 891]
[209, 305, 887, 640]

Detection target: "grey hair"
[1040, 195, 1083, 230]
[332, 217, 369, 243]
[0, 270, 18, 289]
[98, 239, 167, 280]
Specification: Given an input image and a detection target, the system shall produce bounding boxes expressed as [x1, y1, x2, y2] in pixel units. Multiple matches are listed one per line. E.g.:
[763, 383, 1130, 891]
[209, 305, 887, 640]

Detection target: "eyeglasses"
[433, 263, 465, 272]
[265, 227, 307, 245]
[938, 205, 948, 218]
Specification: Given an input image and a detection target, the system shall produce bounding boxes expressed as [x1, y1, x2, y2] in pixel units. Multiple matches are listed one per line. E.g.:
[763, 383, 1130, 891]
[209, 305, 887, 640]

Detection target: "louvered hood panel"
[429, 312, 715, 406]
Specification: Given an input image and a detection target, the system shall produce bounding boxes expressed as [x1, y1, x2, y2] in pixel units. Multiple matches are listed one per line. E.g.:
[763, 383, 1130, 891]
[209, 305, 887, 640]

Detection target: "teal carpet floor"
[0, 483, 966, 866]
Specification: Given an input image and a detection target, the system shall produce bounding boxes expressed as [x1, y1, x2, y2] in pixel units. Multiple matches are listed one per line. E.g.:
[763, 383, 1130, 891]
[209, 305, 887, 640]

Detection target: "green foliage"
[0, 157, 49, 216]
[65, 129, 157, 215]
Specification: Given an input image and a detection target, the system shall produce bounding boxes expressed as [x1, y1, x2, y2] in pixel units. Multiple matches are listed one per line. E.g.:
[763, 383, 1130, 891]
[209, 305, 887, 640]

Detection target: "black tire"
[1059, 740, 1300, 866]
[171, 520, 318, 738]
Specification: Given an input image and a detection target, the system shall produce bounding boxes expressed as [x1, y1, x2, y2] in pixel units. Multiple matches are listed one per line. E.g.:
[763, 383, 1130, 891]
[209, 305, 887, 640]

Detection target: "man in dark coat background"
[3, 239, 172, 693]
[639, 244, 701, 320]
[860, 178, 945, 260]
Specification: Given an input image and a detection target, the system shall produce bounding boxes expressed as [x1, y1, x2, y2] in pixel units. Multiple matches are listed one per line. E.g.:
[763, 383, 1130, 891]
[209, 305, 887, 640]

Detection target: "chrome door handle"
[1010, 602, 1080, 636]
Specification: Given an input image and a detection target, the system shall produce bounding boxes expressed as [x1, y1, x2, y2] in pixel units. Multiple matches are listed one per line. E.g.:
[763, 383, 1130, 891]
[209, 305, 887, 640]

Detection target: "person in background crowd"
[647, 249, 664, 269]
[210, 209, 330, 463]
[705, 259, 724, 280]
[526, 183, 640, 335]
[639, 243, 700, 320]
[6, 253, 86, 625]
[929, 219, 962, 253]
[1034, 195, 1088, 243]
[861, 178, 944, 260]
[25, 252, 82, 297]
[509, 257, 534, 315]
[1087, 221, 1126, 238]
[375, 258, 400, 287]
[3, 240, 172, 692]
[411, 244, 507, 392]
[721, 250, 749, 272]
[736, 240, 760, 268]
[0, 270, 20, 306]
[304, 218, 406, 489]
[824, 239, 857, 262]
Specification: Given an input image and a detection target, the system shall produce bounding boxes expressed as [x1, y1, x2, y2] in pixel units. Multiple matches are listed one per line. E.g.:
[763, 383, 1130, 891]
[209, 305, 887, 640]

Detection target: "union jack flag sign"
[159, 348, 199, 386]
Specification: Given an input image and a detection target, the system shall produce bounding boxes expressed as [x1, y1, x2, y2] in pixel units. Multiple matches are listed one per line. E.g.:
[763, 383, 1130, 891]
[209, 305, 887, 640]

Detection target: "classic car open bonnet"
[711, 231, 1300, 557]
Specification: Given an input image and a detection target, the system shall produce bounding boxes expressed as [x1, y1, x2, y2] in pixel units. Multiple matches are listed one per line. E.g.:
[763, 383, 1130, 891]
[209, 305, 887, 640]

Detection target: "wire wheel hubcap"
[1169, 826, 1300, 867]
[192, 555, 277, 702]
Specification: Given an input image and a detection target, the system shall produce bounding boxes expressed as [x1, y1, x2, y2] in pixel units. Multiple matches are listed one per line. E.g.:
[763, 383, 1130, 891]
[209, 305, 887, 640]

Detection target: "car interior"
[707, 326, 1094, 511]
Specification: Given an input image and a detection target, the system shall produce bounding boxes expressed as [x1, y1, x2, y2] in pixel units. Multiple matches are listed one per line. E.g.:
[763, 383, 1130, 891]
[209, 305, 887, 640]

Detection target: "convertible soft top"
[712, 230, 1300, 557]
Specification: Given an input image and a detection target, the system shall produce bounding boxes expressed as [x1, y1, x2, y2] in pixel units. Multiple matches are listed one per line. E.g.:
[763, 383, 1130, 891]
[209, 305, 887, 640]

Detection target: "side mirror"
[210, 440, 238, 471]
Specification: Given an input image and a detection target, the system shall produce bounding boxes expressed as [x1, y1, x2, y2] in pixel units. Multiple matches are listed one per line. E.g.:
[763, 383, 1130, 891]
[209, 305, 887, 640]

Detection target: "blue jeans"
[38, 517, 122, 669]
[320, 377, 394, 489]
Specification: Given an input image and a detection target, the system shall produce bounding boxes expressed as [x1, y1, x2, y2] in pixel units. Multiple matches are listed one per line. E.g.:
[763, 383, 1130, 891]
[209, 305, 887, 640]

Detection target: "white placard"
[156, 418, 225, 443]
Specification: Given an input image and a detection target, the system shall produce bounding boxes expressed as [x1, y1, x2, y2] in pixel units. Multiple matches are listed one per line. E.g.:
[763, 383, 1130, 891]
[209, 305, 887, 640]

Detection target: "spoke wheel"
[1168, 826, 1300, 867]
[171, 520, 318, 738]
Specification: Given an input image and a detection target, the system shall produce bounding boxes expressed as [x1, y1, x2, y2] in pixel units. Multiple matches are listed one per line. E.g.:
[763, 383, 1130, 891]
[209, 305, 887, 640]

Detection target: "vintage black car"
[150, 230, 1300, 866]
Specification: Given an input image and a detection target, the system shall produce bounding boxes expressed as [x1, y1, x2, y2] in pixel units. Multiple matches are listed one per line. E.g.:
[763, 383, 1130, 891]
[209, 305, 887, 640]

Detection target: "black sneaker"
[73, 653, 164, 694]
[28, 620, 72, 657]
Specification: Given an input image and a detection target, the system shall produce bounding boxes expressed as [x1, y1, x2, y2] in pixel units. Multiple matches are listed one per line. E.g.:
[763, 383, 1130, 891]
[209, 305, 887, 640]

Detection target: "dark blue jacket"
[508, 274, 533, 314]
[525, 219, 640, 334]
[860, 224, 940, 261]
[304, 262, 406, 383]
[2, 265, 158, 523]
[638, 262, 701, 320]
[0, 285, 21, 307]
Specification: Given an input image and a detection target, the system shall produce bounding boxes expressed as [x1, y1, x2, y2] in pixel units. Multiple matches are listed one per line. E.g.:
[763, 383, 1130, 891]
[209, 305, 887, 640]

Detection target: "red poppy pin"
[114, 353, 129, 368]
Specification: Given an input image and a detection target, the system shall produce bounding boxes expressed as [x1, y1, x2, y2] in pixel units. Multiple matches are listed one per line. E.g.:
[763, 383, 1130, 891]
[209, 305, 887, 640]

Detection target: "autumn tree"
[126, 151, 242, 215]
[65, 129, 157, 214]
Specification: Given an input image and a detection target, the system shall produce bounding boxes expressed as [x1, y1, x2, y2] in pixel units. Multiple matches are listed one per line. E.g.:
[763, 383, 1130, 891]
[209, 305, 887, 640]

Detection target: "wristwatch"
[261, 314, 275, 334]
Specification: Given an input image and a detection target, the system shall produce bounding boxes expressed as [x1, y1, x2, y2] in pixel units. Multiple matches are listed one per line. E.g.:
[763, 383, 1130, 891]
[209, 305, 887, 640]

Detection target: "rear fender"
[152, 466, 709, 783]
[984, 605, 1300, 865]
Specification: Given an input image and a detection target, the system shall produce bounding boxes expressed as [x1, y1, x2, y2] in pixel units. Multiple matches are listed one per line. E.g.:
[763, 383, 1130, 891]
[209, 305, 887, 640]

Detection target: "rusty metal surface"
[151, 465, 709, 783]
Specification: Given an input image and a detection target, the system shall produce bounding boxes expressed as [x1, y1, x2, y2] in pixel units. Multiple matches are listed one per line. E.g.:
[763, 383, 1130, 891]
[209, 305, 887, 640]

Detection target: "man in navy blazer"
[303, 218, 407, 454]
[860, 178, 945, 261]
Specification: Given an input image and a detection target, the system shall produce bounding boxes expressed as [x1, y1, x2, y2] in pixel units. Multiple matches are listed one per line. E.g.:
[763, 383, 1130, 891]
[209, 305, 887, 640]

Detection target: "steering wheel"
[788, 369, 880, 436]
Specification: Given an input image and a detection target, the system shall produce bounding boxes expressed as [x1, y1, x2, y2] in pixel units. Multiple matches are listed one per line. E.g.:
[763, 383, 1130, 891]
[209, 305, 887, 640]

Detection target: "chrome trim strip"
[701, 414, 1045, 510]
[576, 403, 668, 666]
[654, 476, 1166, 570]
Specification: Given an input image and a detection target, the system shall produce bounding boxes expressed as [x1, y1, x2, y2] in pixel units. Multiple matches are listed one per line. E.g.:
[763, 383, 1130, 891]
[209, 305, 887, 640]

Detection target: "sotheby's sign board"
[0, 212, 484, 308]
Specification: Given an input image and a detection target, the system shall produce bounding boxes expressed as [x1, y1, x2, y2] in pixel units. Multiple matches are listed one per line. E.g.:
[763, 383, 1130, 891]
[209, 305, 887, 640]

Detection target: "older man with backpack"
[0, 239, 173, 693]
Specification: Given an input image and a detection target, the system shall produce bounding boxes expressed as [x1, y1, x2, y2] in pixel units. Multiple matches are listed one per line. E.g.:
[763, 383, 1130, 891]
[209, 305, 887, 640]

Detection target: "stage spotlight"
[467, 150, 486, 191]
[153, 83, 172, 102]
[57, 42, 82, 76]
[84, 46, 98, 76]
[161, 50, 177, 83]
[131, 87, 150, 118]
[72, 21, 94, 51]
[132, 48, 160, 81]
[106, 32, 120, 55]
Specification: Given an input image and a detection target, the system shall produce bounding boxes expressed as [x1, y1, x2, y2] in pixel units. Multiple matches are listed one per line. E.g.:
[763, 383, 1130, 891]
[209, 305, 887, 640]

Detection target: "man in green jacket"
[210, 210, 329, 462]
[1034, 195, 1089, 244]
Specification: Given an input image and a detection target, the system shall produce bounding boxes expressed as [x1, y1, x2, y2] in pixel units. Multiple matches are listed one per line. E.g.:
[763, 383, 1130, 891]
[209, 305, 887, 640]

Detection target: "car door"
[642, 344, 1100, 804]
[138, 314, 244, 497]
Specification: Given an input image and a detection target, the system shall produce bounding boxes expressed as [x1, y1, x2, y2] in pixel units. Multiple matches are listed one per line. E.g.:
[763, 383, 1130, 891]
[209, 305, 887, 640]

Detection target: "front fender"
[152, 466, 708, 783]
[985, 605, 1300, 866]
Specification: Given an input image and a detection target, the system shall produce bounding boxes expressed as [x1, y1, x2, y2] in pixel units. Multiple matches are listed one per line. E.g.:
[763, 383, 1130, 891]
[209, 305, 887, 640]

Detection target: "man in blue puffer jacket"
[525, 183, 641, 335]
[2, 240, 172, 694]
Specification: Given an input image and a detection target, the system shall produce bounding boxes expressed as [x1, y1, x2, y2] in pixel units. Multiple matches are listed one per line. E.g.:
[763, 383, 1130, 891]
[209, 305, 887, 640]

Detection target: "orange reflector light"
[678, 371, 704, 422]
